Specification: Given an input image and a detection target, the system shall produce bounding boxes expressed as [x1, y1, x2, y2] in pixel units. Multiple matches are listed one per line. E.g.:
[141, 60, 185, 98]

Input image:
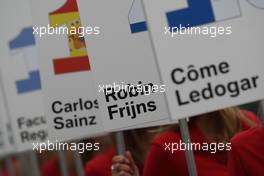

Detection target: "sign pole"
[18, 152, 31, 176]
[72, 150, 84, 176]
[5, 156, 15, 176]
[29, 152, 40, 176]
[115, 131, 126, 155]
[58, 150, 69, 176]
[179, 118, 198, 176]
[0, 161, 3, 176]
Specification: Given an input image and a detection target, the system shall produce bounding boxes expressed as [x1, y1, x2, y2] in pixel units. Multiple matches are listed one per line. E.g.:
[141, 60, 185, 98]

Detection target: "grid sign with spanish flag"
[31, 0, 104, 142]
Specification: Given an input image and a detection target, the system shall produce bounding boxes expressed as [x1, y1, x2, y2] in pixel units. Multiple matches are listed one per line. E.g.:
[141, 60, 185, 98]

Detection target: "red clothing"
[228, 126, 264, 176]
[1, 159, 18, 176]
[41, 157, 75, 176]
[41, 157, 61, 176]
[85, 146, 143, 176]
[85, 147, 116, 176]
[143, 111, 260, 176]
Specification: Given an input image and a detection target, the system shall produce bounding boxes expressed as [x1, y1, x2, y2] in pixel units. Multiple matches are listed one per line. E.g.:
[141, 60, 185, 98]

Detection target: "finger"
[117, 164, 134, 174]
[125, 151, 136, 166]
[112, 155, 130, 164]
[118, 171, 132, 176]
[111, 164, 120, 176]
[112, 164, 134, 174]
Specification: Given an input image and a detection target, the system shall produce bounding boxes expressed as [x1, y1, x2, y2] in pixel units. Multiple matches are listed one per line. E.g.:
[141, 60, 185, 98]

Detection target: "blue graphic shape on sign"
[129, 0, 148, 33]
[9, 28, 36, 49]
[130, 21, 147, 33]
[15, 71, 41, 94]
[166, 0, 215, 28]
[9, 27, 41, 94]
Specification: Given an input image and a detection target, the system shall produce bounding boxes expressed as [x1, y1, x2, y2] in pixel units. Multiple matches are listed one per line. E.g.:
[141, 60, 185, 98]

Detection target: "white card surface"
[30, 0, 104, 142]
[0, 83, 15, 157]
[142, 0, 264, 120]
[77, 0, 170, 131]
[0, 0, 49, 152]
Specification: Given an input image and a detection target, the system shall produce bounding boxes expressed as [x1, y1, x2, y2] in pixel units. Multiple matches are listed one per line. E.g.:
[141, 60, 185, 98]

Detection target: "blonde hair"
[170, 107, 258, 143]
[202, 107, 243, 142]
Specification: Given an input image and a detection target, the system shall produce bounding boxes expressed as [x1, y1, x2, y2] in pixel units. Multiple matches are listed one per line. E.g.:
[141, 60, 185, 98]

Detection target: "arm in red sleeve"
[85, 165, 102, 176]
[243, 111, 262, 126]
[143, 143, 177, 176]
[228, 140, 247, 176]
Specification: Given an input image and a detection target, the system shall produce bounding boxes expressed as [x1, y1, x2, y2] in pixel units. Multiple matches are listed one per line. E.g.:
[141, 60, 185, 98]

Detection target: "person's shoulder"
[41, 157, 60, 176]
[85, 146, 116, 176]
[242, 110, 261, 124]
[230, 127, 264, 176]
[152, 130, 181, 146]
[240, 110, 262, 130]
[232, 127, 264, 146]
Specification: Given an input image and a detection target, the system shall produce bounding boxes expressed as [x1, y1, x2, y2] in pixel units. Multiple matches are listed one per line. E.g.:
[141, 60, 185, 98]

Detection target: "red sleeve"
[41, 158, 61, 176]
[84, 147, 115, 176]
[85, 164, 102, 176]
[242, 111, 262, 129]
[244, 111, 262, 124]
[84, 158, 112, 176]
[143, 143, 177, 176]
[228, 140, 247, 176]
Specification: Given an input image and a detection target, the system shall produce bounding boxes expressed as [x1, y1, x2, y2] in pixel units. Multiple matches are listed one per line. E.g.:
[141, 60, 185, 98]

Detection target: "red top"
[1, 159, 18, 176]
[41, 157, 75, 176]
[143, 111, 261, 176]
[85, 146, 143, 176]
[41, 157, 61, 176]
[228, 126, 264, 176]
